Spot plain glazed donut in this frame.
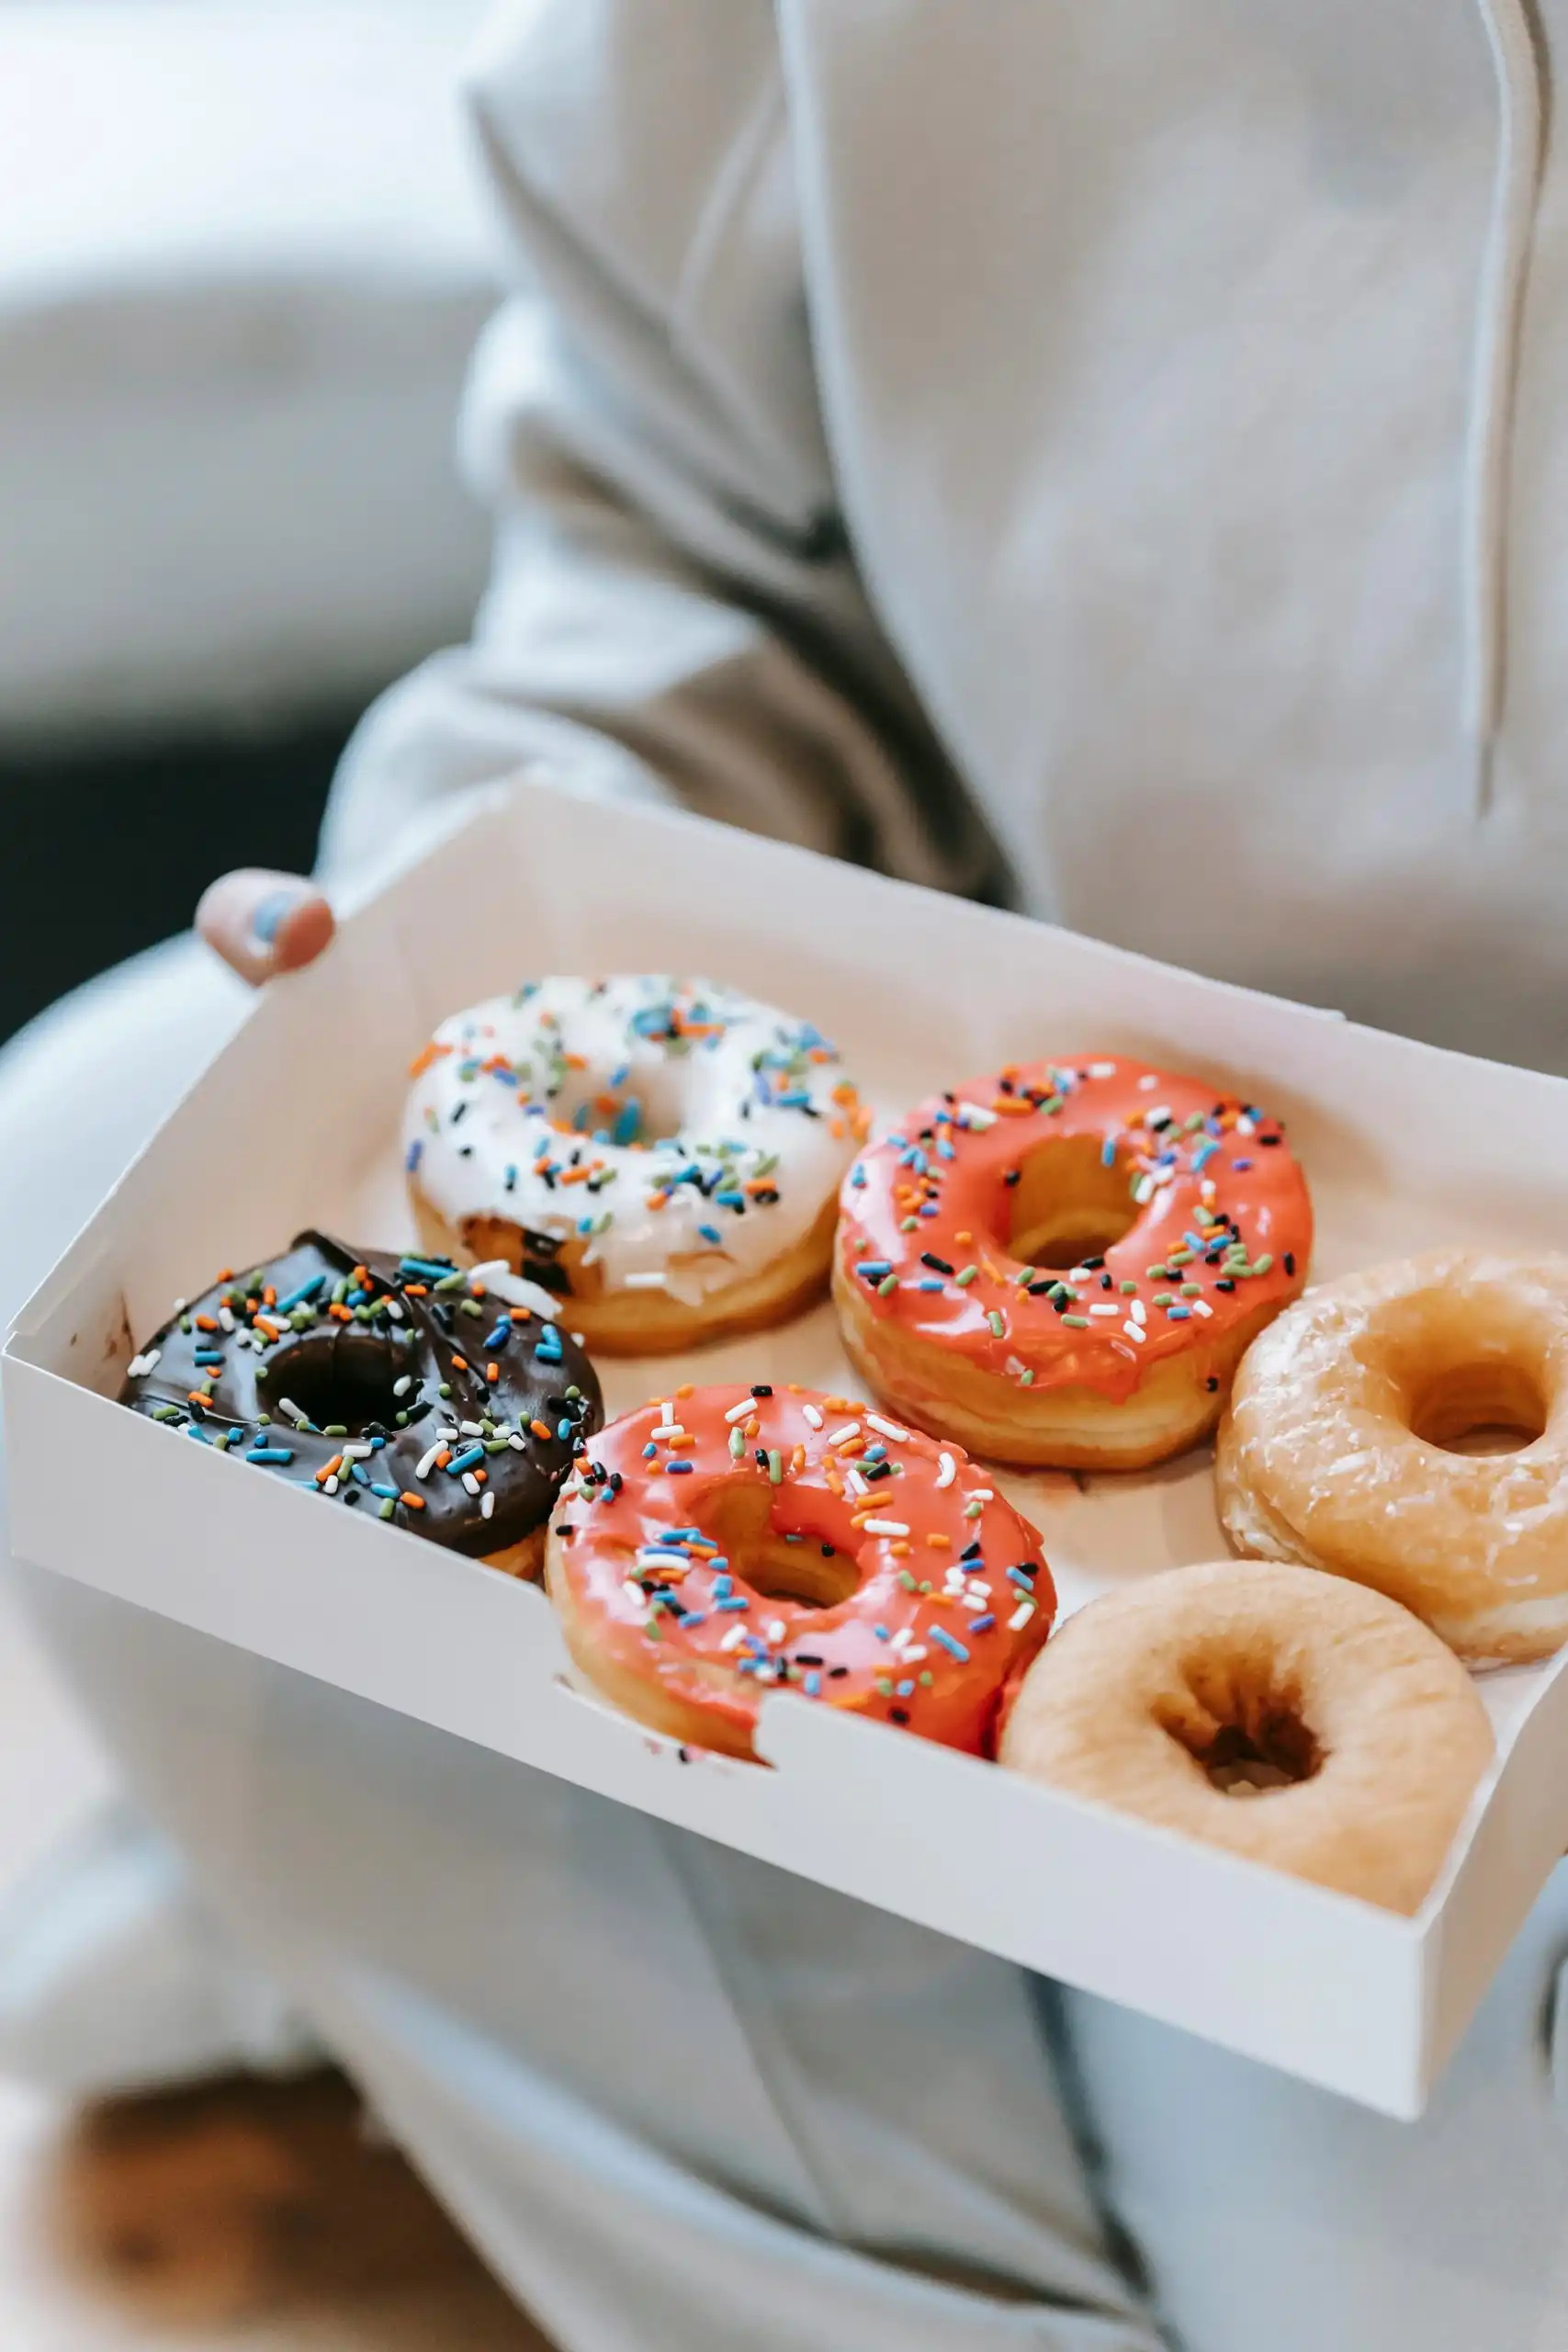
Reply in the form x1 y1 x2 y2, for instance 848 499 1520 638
1218 1248 1568 1664
118 1234 604 1578
405 977 867 1353
834 1057 1312 1468
999 1561 1493 1913
547 1383 1055 1758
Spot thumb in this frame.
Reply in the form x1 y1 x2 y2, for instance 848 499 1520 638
196 869 335 987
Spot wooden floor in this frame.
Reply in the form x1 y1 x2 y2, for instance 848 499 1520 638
0 2068 557 2350
0 1589 555 2350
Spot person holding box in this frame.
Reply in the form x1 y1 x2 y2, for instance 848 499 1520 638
6 4 1568 2346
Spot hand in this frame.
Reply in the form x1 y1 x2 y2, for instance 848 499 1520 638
196 869 335 987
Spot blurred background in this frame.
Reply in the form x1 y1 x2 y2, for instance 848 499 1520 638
0 0 500 1047
0 4 561 2341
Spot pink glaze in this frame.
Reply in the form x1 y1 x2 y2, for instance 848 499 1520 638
552 1384 1055 1754
838 1057 1312 1404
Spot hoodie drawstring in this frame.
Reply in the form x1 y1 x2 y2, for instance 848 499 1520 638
1466 0 1544 808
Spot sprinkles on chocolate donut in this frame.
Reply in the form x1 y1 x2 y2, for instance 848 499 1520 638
118 1231 604 1577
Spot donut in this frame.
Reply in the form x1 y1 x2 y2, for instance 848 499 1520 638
1217 1248 1568 1663
405 977 869 1354
546 1383 1056 1758
118 1232 604 1577
999 1560 1493 1913
833 1057 1312 1469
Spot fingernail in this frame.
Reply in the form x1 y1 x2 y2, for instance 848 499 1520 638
251 887 302 949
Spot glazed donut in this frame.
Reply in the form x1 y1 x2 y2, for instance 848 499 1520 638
833 1057 1312 1469
1218 1248 1568 1664
546 1383 1055 1758
405 977 868 1353
119 1232 604 1578
999 1560 1493 1913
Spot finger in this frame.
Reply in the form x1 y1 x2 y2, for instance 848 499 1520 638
196 870 335 987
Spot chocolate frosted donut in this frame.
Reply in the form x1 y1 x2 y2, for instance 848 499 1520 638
118 1232 604 1577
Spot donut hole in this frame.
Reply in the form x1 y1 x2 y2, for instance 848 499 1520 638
1406 1360 1548 1455
1005 1136 1139 1271
261 1333 401 1434
544 1064 691 1150
691 1481 861 1610
1200 1722 1316 1796
745 1540 860 1610
1156 1665 1322 1798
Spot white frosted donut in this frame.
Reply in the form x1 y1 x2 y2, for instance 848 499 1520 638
999 1560 1493 1914
1217 1249 1568 1663
405 977 868 1352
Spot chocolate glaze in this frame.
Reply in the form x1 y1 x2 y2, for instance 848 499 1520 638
118 1232 604 1558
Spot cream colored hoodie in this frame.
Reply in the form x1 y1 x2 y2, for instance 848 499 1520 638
324 0 1568 1069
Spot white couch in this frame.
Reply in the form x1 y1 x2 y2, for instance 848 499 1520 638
0 0 501 742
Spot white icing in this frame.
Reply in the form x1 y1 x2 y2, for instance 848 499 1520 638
405 977 863 1305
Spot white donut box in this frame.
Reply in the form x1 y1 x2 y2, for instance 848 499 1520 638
7 773 1568 2120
